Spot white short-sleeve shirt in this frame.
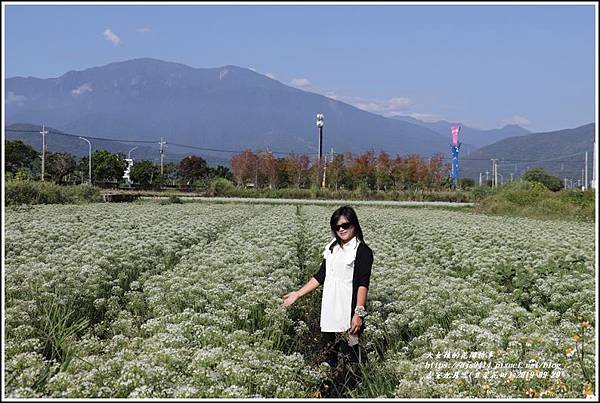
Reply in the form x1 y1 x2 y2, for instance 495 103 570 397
320 236 360 332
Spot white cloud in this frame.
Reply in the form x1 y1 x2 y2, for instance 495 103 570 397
6 91 27 106
137 27 151 33
71 83 93 96
323 92 414 117
502 115 531 126
398 112 440 122
265 72 276 79
388 97 412 109
290 78 312 89
288 74 439 120
103 29 121 46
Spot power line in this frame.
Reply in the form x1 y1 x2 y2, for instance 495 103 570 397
5 127 591 163
457 158 586 164
5 128 157 144
5 127 320 156
495 151 588 168
167 142 318 156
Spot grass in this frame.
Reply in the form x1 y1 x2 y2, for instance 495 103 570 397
474 181 595 222
5 180 102 205
105 186 477 203
6 178 593 223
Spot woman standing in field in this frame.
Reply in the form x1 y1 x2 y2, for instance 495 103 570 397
281 205 374 374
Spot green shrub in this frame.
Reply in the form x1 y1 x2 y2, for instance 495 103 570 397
203 186 477 202
62 185 102 203
521 168 562 191
208 178 236 197
355 182 371 198
475 181 594 222
498 181 548 206
14 168 34 181
5 180 101 205
471 186 494 201
458 178 475 189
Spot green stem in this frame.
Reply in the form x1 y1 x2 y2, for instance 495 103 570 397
578 330 590 383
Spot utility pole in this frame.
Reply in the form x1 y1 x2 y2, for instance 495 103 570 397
322 151 327 188
159 137 167 177
584 151 588 190
266 147 273 189
510 173 514 182
78 137 92 185
40 125 48 181
593 141 596 189
479 172 482 186
490 159 498 187
495 160 498 187
329 148 335 190
581 168 585 190
485 170 489 184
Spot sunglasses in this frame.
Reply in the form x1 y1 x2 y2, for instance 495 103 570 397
335 222 353 231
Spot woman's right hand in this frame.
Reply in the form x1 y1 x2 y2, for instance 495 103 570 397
281 291 300 308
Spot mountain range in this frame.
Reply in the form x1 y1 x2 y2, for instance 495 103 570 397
459 123 595 183
392 115 531 154
6 58 452 159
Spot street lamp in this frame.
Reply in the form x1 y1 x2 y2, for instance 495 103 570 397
40 125 48 181
128 146 138 159
79 137 92 185
123 147 138 187
316 113 324 187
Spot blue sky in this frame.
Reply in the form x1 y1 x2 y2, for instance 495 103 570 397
4 3 597 132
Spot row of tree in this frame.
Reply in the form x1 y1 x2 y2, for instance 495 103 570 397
230 149 453 191
5 140 232 188
6 140 570 192
6 140 457 191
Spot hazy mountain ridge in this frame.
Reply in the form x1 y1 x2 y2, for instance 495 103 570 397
6 58 450 157
459 123 595 182
393 115 531 152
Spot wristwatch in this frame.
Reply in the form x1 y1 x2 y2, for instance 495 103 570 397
354 305 367 318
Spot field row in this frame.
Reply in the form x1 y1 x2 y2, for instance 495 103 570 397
4 202 596 398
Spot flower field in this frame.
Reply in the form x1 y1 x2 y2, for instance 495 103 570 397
3 202 596 398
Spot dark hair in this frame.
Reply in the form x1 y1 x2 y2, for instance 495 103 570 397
329 205 365 251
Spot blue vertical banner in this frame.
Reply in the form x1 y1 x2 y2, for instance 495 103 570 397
450 125 462 185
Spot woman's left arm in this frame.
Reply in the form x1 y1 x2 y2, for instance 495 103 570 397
350 286 369 334
350 247 373 334
356 286 368 307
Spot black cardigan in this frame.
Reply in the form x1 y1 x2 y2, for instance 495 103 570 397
313 240 374 334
